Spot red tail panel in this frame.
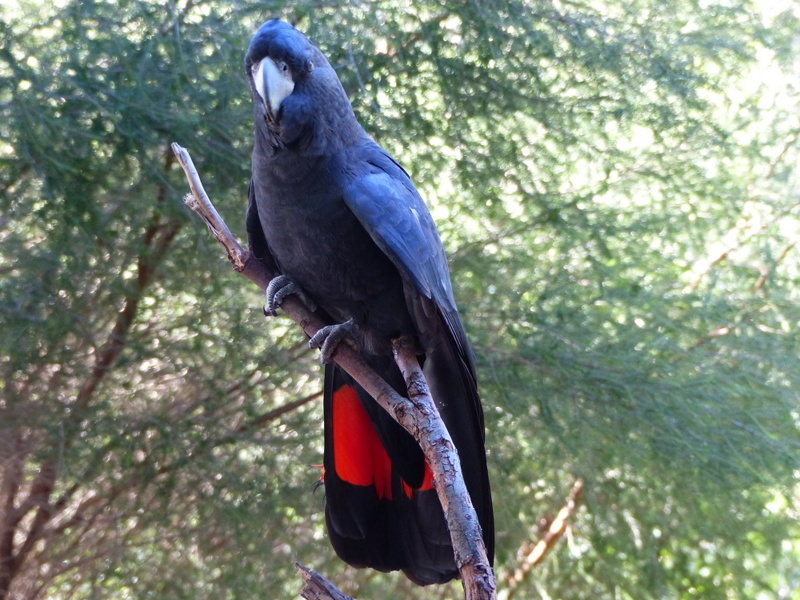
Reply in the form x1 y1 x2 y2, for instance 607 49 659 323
402 462 435 499
331 384 394 500
324 362 490 584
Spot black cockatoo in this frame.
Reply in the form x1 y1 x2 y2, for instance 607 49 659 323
244 19 493 585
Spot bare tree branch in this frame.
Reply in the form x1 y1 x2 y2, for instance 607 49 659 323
753 240 797 292
296 563 355 600
172 143 497 600
505 479 584 596
0 435 28 600
392 337 495 596
77 151 182 411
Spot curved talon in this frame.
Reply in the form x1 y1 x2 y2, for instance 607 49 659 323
264 275 294 316
309 318 360 363
264 275 317 316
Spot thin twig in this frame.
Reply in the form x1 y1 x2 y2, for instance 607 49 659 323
171 143 246 270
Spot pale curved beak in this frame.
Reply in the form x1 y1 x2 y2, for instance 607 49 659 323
253 57 295 120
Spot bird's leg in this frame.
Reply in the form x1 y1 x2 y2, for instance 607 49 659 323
264 274 317 317
308 318 361 363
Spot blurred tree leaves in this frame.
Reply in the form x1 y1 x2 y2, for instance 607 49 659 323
1 0 798 599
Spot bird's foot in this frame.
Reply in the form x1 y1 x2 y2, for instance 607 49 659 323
263 275 317 317
309 318 361 363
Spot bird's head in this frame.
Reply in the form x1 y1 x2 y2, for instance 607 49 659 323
245 20 359 153
245 20 317 125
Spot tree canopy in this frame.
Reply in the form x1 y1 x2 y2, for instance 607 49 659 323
1 1 798 599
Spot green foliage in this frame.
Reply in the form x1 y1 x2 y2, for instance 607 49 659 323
1 0 798 599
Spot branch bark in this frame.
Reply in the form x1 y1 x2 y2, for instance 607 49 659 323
392 338 495 596
296 563 354 600
172 143 496 600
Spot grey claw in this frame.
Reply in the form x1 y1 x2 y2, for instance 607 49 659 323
264 275 317 316
308 318 360 363
264 275 293 316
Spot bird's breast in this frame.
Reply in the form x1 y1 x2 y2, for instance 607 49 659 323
254 170 413 350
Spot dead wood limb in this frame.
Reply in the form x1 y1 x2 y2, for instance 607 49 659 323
392 338 495 598
296 563 355 600
506 479 583 595
172 143 497 600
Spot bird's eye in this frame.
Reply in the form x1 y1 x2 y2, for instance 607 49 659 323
279 61 289 74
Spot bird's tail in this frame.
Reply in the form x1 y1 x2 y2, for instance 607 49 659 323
322 342 493 585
